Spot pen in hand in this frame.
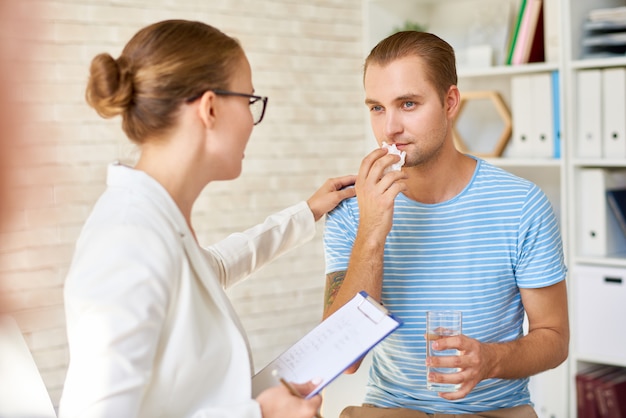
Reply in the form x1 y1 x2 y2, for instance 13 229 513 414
277 376 323 418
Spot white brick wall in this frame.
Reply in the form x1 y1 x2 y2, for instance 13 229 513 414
0 0 367 407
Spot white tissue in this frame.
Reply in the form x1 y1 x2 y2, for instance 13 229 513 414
381 141 406 173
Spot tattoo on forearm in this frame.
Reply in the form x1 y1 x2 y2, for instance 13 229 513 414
324 271 346 312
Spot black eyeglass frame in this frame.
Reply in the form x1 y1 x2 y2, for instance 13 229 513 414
186 89 268 125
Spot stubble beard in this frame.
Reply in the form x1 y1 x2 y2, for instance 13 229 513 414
402 136 447 169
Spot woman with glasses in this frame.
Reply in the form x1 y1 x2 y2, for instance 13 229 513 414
58 20 356 418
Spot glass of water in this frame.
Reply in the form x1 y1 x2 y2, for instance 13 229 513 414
426 310 462 392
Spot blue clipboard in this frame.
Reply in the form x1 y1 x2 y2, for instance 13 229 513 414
252 291 402 399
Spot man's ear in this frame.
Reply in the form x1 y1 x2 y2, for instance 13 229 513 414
197 91 217 128
445 85 461 119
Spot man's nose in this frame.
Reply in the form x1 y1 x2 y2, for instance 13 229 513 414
384 110 403 138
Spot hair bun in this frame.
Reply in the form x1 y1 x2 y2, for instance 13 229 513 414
85 53 134 118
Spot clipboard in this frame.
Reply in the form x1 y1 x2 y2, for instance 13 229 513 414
251 291 402 399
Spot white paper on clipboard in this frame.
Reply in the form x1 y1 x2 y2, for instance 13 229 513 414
251 291 402 399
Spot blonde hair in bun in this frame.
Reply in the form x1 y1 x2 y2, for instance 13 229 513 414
84 20 243 144
86 54 134 119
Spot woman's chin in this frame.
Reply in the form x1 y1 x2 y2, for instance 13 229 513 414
219 167 242 181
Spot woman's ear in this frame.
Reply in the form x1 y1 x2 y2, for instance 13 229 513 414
197 90 217 129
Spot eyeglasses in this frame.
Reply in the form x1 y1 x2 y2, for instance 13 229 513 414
186 89 268 125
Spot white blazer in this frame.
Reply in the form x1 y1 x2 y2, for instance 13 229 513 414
59 163 316 418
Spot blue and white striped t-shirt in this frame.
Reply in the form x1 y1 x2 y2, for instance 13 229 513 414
323 157 566 414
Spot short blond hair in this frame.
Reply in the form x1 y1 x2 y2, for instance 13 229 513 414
364 31 457 103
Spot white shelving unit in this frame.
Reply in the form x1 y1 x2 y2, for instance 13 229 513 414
363 0 626 416
564 0 626 417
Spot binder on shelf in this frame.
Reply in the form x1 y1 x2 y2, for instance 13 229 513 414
602 68 626 159
606 188 626 239
551 71 561 158
251 291 401 399
510 75 533 157
577 70 603 158
578 169 626 257
509 73 555 158
530 72 554 158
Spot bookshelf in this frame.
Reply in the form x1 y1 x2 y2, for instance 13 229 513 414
565 0 626 417
363 0 626 417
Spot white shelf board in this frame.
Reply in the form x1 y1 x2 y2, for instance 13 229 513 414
572 159 626 168
459 62 560 78
574 353 626 368
572 56 626 69
574 255 626 268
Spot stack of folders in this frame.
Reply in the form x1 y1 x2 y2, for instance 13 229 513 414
576 365 626 418
576 67 626 159
582 6 626 59
508 71 559 158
